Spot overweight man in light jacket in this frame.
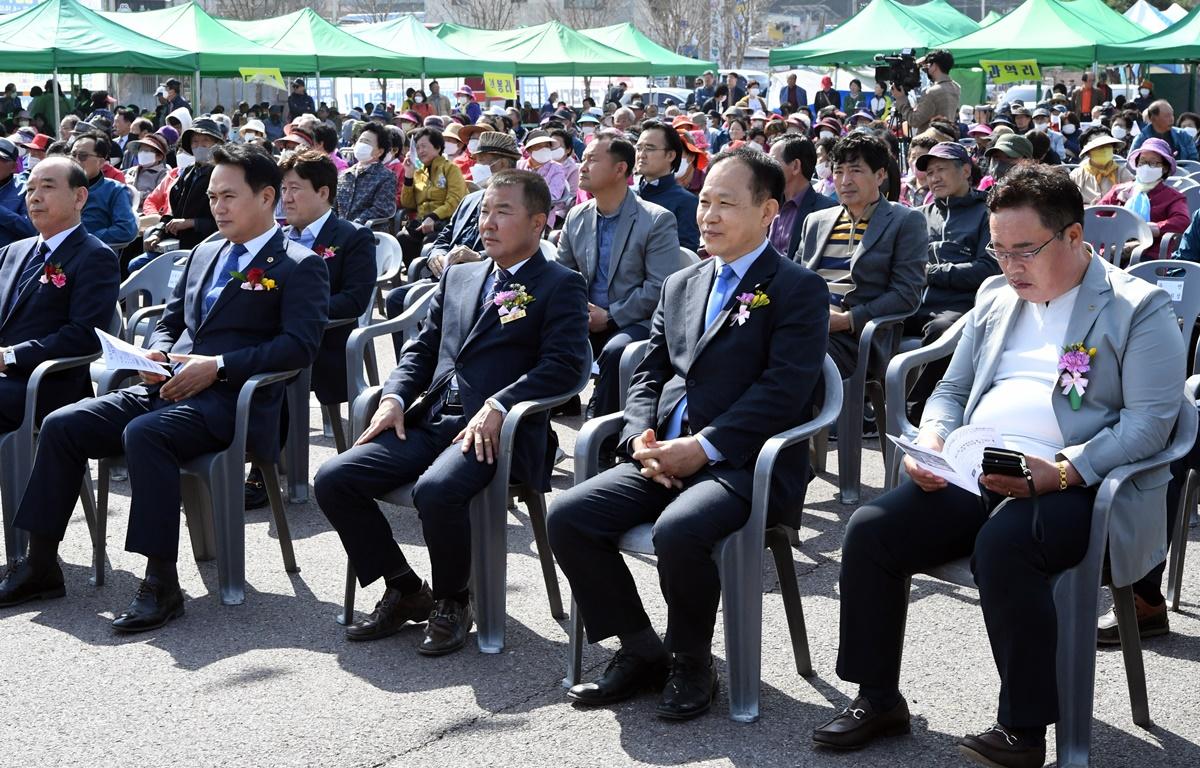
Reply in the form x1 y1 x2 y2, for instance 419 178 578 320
813 165 1185 768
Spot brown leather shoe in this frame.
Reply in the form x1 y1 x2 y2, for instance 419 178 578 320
418 598 473 656
1097 594 1168 645
812 696 910 750
345 581 434 642
958 723 1046 768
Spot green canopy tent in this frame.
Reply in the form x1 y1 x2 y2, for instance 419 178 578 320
768 0 978 68
940 0 1148 67
339 13 514 77
1062 0 1153 42
1098 6 1200 62
906 0 983 41
221 8 428 76
579 23 716 76
431 20 648 77
981 10 1004 26
0 0 196 125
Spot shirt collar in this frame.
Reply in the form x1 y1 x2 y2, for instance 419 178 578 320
713 238 770 281
236 224 280 259
302 209 333 243
784 186 811 208
497 256 531 277
39 224 81 256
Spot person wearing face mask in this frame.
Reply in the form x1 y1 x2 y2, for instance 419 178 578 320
734 80 768 113
1098 138 1188 261
1133 79 1155 112
549 127 580 204
1131 99 1199 161
408 89 433 120
1069 131 1131 205
1059 111 1081 159
977 132 1032 192
123 131 170 211
0 138 35 248
1028 108 1066 160
900 133 938 208
813 137 838 199
674 128 708 195
910 50 960 136
1177 112 1200 145
139 119 223 264
1109 115 1133 153
578 113 601 144
397 126 467 266
453 86 481 124
517 130 568 228
336 122 397 226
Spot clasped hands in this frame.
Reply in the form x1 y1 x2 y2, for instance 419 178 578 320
631 428 709 490
140 350 218 402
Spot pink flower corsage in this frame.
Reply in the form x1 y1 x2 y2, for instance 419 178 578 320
39 263 67 288
314 245 337 260
730 289 770 326
493 283 535 324
1058 343 1097 411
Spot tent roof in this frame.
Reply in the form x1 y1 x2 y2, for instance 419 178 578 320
97 2 316 76
579 23 716 75
1098 6 1200 63
340 14 514 76
768 0 978 67
1164 3 1188 21
0 0 195 74
1062 0 1153 40
1123 0 1173 32
941 0 1147 67
221 8 425 76
905 0 983 39
431 20 647 76
981 10 1004 26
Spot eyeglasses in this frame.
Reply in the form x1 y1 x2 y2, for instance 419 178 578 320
636 145 666 153
985 225 1067 263
69 151 96 161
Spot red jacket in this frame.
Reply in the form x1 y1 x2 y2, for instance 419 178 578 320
1098 181 1190 260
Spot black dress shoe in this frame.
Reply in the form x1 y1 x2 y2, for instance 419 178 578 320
345 581 434 642
418 598 473 656
567 649 669 705
244 467 269 511
957 724 1046 768
0 558 65 608
812 696 911 750
111 579 184 633
1097 594 1169 645
655 654 719 721
553 395 583 418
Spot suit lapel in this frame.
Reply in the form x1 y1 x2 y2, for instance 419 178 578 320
199 230 286 329
852 198 892 264
805 209 838 270
457 258 504 353
6 228 88 323
683 266 711 358
1060 255 1111 354
692 248 779 365
606 191 636 286
312 213 339 250
580 204 599 286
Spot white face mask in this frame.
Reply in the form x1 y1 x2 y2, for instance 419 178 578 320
815 161 831 179
1136 164 1163 184
1032 121 1048 133
551 146 567 161
819 130 835 140
581 126 595 137
1139 88 1151 97
176 152 195 170
467 138 480 153
675 155 690 178
444 141 460 157
471 162 492 183
531 148 555 164
458 96 469 106
1185 126 1199 139
1112 125 1128 140
353 141 376 163
749 87 759 96
414 95 424 103
137 150 158 166
1062 123 1077 135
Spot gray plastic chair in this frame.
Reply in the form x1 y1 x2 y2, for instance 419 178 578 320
680 247 700 264
372 231 404 316
1083 205 1154 265
1184 186 1200 216
1176 159 1200 175
1165 175 1200 193
337 336 593 654
1159 231 1183 259
562 355 844 723
1168 374 1200 613
1126 260 1200 334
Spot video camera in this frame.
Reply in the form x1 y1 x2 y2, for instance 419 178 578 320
874 49 922 92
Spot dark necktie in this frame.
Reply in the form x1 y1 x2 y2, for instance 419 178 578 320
481 266 513 312
5 241 49 320
202 243 249 321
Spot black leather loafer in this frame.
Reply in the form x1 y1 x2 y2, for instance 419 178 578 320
418 598 473 656
812 696 911 750
957 723 1046 768
346 582 434 641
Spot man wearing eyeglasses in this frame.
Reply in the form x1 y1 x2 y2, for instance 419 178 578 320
68 131 137 248
634 120 699 252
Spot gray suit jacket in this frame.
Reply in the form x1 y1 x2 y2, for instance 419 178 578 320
797 196 927 355
924 256 1186 586
556 188 687 330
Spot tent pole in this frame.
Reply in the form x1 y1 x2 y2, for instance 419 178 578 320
52 68 60 130
420 71 426 93
194 69 201 115
316 70 322 110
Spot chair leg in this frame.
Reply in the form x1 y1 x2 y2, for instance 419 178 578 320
285 390 309 504
469 491 506 654
523 488 565 620
97 457 111 531
208 462 247 606
810 428 828 474
717 537 763 723
1051 564 1101 768
563 595 585 688
838 377 864 505
258 462 298 574
338 560 357 626
1112 584 1152 728
79 474 104 587
322 404 348 454
181 474 216 562
767 527 812 677
1167 469 1196 612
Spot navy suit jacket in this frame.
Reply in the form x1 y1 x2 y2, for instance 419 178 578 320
290 214 376 404
0 226 119 414
620 245 828 527
383 249 589 492
144 229 329 458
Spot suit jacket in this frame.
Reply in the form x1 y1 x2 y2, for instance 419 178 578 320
428 188 484 261
556 188 687 330
779 84 808 109
144 229 329 458
0 226 119 414
292 214 376 405
798 197 927 362
784 187 839 262
924 257 1186 587
620 245 829 527
383 250 589 492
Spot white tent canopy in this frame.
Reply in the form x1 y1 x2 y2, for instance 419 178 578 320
1163 2 1188 22
1124 0 1173 32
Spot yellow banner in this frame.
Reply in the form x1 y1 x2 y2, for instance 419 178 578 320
239 67 286 90
980 60 1041 84
483 72 516 100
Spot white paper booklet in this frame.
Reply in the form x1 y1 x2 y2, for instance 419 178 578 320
94 328 173 377
887 426 1004 496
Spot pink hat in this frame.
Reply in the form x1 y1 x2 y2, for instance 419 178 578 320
967 123 993 137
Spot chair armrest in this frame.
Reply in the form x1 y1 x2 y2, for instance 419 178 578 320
124 303 167 345
883 314 967 440
325 317 358 331
22 354 102 434
230 369 303 458
349 386 383 440
853 309 917 390
408 256 430 284
573 413 626 483
495 345 593 474
345 286 436 409
365 217 392 233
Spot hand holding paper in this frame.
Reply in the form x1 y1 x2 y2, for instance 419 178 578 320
888 426 1003 496
95 328 172 378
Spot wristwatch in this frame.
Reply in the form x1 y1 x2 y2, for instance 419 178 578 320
2 347 15 367
215 355 227 382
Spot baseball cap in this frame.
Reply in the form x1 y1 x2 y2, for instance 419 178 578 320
985 133 1034 159
915 141 972 171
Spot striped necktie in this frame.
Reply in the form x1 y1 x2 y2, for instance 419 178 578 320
5 241 49 320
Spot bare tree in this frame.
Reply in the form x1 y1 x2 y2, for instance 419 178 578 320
340 0 411 22
446 0 519 29
215 0 316 20
541 0 609 30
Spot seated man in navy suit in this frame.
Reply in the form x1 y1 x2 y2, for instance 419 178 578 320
548 148 829 720
0 156 120 432
0 143 329 632
314 170 589 656
244 150 376 509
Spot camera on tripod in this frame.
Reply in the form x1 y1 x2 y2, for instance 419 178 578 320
874 49 922 92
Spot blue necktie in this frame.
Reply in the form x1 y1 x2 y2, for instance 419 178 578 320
202 243 248 321
664 264 737 440
5 241 49 321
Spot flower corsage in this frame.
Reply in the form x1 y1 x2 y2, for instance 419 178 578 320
1058 343 1096 411
233 267 277 291
39 263 67 288
731 289 770 326
494 283 534 325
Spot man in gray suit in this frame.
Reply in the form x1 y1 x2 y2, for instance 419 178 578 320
796 133 926 379
814 165 1186 768
558 131 686 417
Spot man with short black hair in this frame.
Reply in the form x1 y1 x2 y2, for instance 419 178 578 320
1 143 329 632
111 107 137 165
550 148 829 721
911 50 960 136
768 134 837 260
68 131 137 248
635 120 699 252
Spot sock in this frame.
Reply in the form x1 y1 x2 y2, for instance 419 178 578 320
383 568 422 596
144 557 178 586
26 535 59 568
858 685 902 712
450 588 470 607
618 625 666 662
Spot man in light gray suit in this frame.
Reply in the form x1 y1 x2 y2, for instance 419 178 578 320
795 133 927 379
558 131 687 417
814 165 1186 768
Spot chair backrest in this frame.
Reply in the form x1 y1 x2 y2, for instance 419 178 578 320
1126 259 1200 339
1083 205 1153 264
539 240 556 260
617 339 651 410
1185 186 1200 216
681 247 700 264
1165 175 1200 192
1177 159 1200 175
120 252 177 308
373 231 402 279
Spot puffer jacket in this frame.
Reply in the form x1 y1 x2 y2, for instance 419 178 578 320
920 189 997 314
